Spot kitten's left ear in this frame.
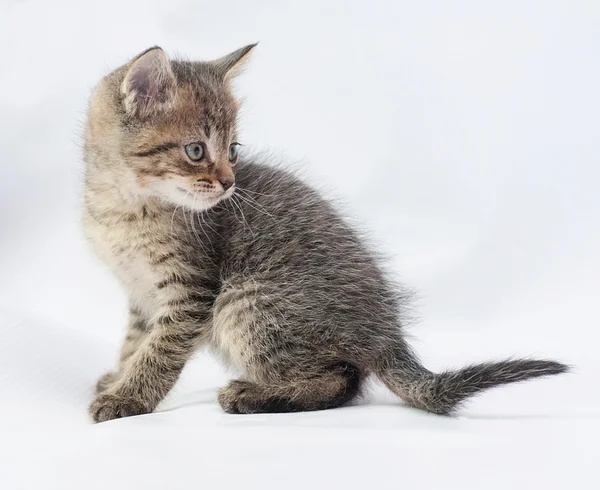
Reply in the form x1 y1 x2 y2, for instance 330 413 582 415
121 46 176 119
212 43 258 81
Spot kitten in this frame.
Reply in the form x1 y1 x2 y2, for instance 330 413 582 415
83 44 567 422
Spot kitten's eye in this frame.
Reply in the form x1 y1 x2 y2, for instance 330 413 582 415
228 143 240 164
185 143 204 161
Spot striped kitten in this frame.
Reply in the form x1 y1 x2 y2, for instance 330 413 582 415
83 45 567 422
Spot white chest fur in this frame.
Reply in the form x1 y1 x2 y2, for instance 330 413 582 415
83 206 171 318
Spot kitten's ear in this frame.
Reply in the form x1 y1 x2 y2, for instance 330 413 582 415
212 43 258 81
121 47 176 119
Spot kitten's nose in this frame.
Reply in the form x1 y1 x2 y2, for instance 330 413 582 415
219 177 235 191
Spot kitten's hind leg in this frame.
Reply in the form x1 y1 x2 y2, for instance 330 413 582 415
218 362 361 414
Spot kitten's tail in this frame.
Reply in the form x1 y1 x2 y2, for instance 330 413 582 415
375 344 569 415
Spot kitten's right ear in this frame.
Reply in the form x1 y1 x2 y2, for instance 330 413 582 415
121 47 176 119
212 43 258 81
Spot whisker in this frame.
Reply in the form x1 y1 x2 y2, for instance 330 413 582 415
226 198 244 228
190 192 214 253
188 193 202 242
231 194 255 238
199 210 223 243
170 201 183 236
235 186 276 198
234 190 279 225
174 188 195 238
204 207 226 240
236 188 275 212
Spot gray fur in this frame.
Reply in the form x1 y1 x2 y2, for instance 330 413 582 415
83 46 568 422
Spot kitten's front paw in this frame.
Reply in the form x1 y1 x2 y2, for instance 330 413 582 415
89 392 151 423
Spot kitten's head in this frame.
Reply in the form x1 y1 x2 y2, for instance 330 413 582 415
88 44 256 211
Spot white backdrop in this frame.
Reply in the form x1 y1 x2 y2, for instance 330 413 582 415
0 1 598 489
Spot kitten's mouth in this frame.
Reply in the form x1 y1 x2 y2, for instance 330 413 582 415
177 185 234 199
175 186 232 208
176 186 216 198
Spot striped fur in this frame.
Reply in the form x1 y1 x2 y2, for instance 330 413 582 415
83 46 568 422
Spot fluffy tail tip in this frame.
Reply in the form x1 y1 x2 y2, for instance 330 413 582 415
431 358 571 414
380 358 570 416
